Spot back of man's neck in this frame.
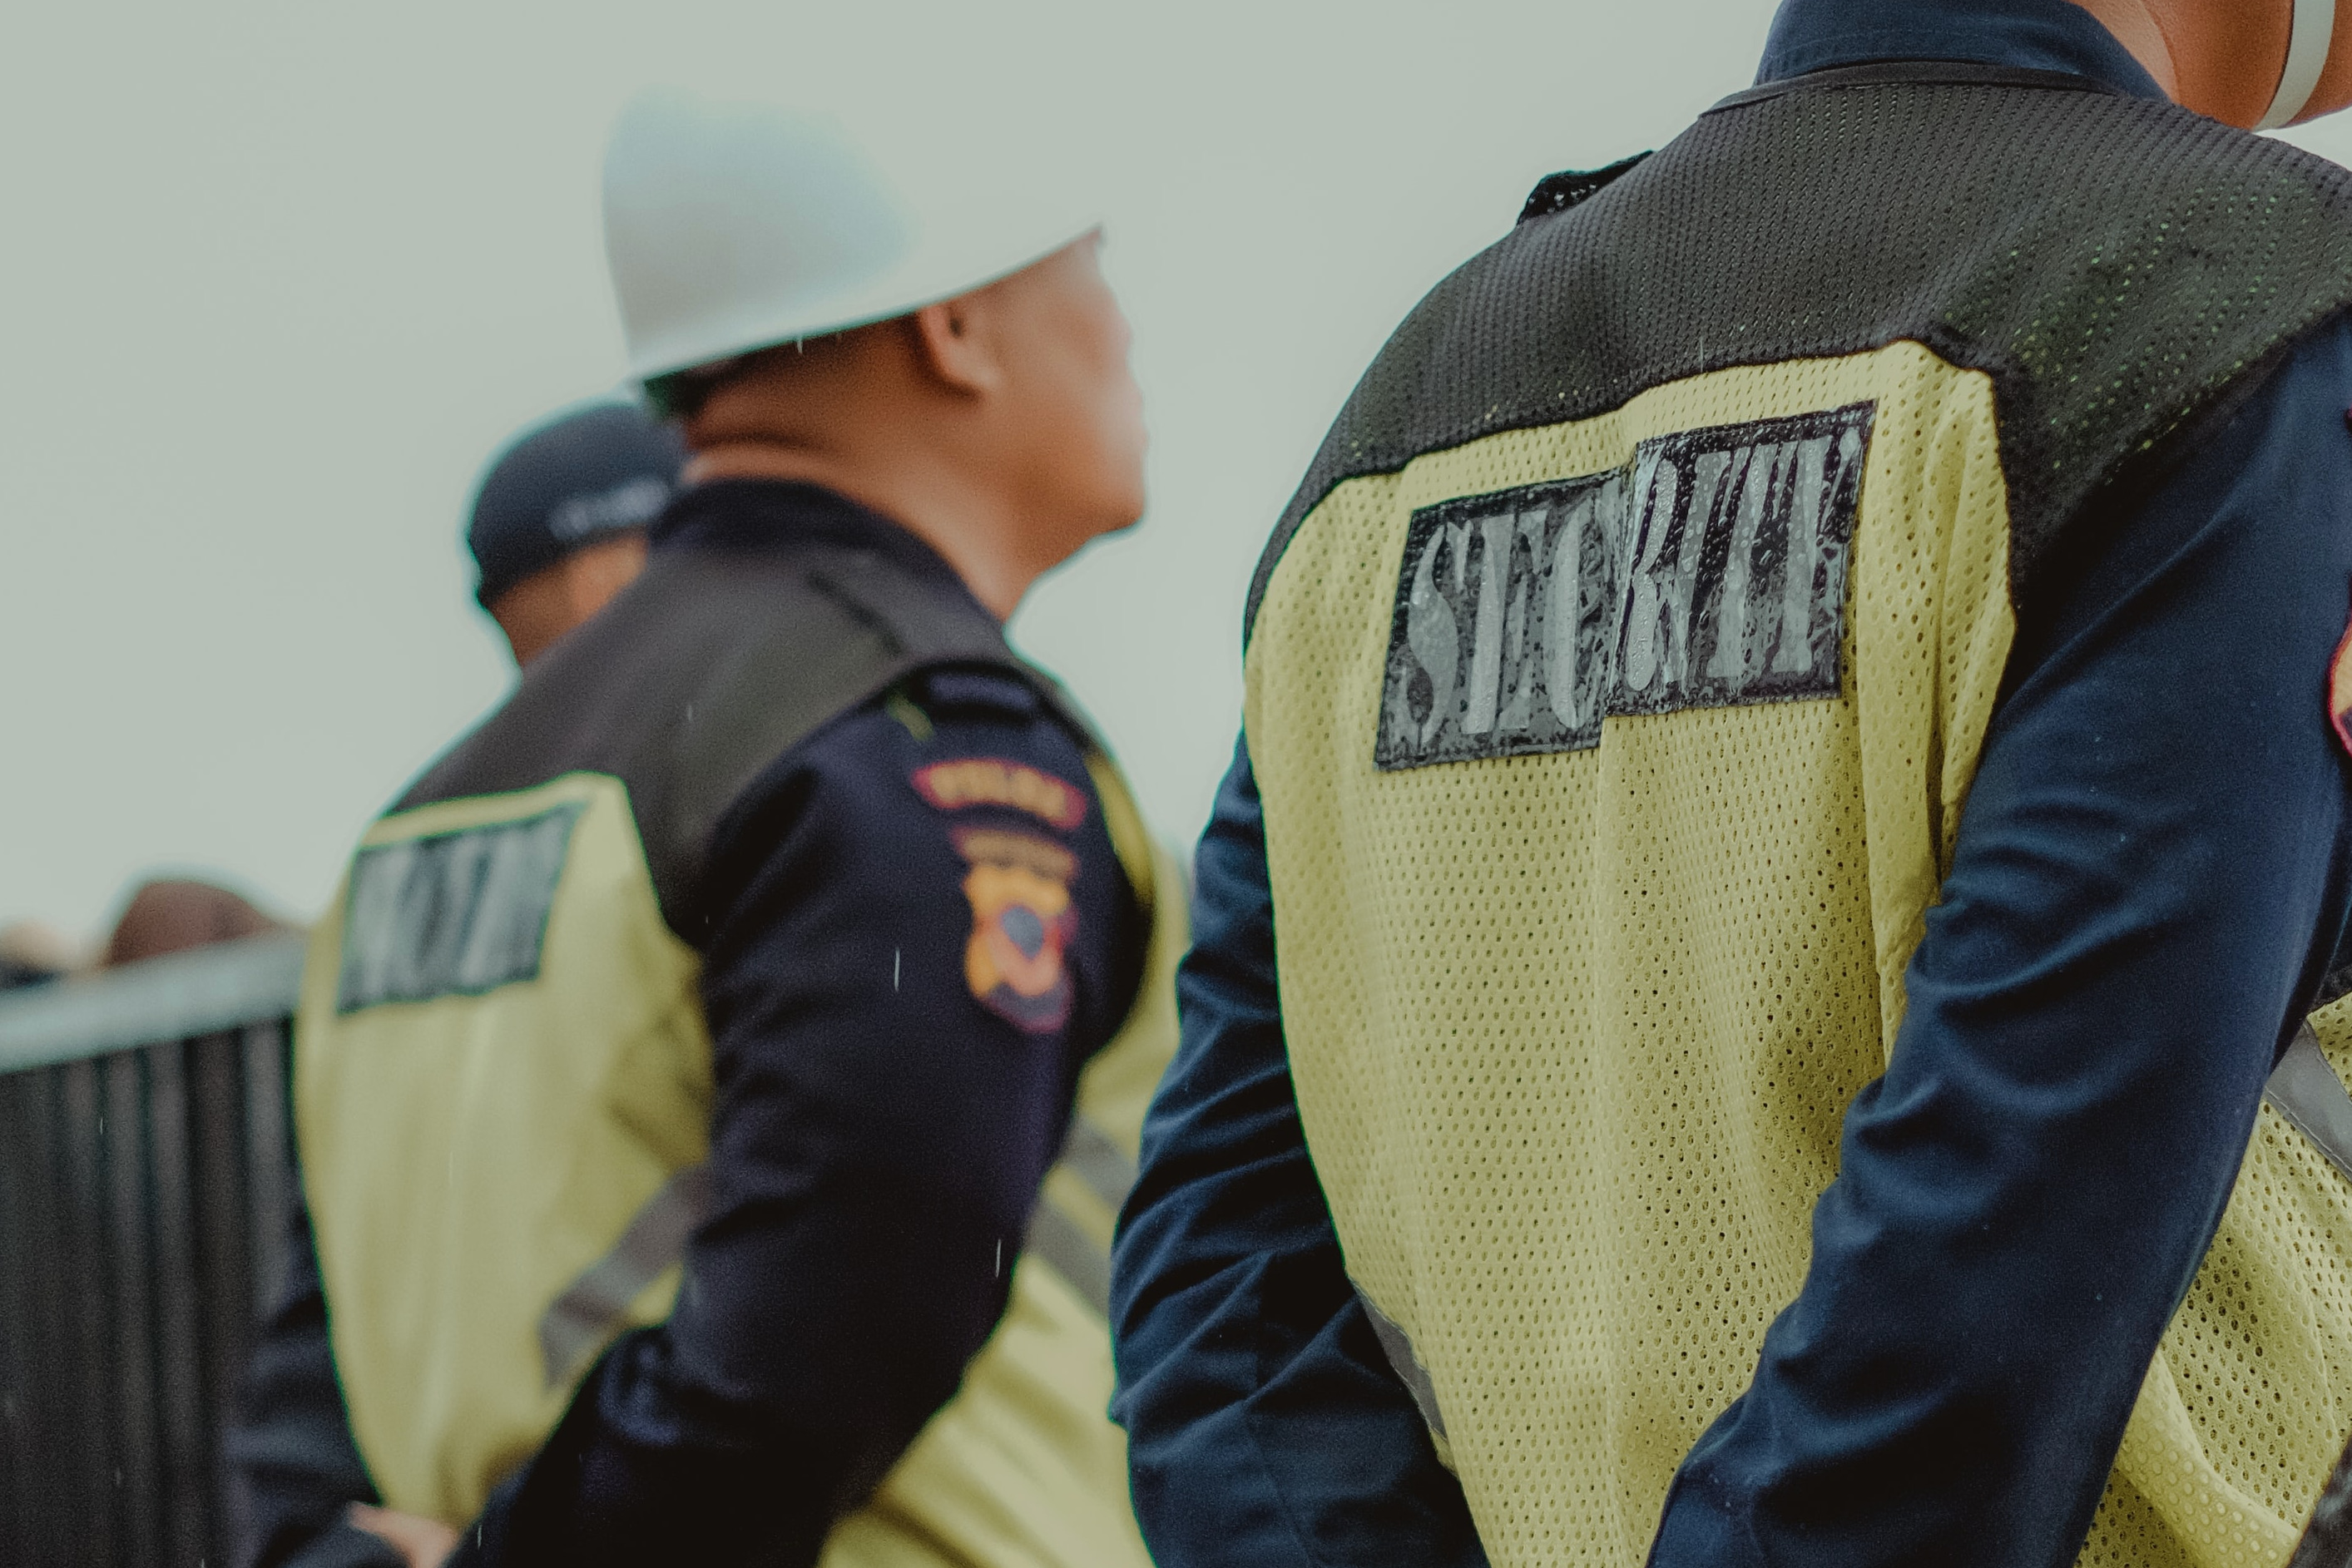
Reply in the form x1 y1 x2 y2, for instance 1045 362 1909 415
2068 0 2181 95
684 443 1031 620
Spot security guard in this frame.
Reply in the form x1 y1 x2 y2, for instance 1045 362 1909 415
232 93 1179 1568
1112 2 2352 1566
465 401 685 669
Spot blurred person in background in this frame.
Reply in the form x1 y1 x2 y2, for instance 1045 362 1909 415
101 878 285 966
3 413 667 1004
0 922 76 991
467 402 686 669
1110 0 2352 1566
232 90 1180 1568
1 880 285 988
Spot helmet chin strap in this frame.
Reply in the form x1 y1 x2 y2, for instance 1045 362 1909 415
2259 0 2335 129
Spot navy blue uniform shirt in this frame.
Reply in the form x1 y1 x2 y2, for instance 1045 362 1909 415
1107 4 2352 1566
230 482 1147 1568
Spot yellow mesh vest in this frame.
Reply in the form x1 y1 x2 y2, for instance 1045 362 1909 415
301 774 707 1515
1245 345 2352 1567
299 759 1177 1568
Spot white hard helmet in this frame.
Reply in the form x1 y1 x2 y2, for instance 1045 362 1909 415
602 90 1102 391
2260 0 2336 129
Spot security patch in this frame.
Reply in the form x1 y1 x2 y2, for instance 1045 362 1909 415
337 802 584 1013
911 758 1087 829
950 826 1077 1034
1377 403 1874 771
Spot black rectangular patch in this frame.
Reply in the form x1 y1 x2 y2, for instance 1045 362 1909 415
1376 472 1625 767
1376 403 1873 771
336 802 585 1013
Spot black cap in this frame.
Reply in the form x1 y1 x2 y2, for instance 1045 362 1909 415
466 402 687 607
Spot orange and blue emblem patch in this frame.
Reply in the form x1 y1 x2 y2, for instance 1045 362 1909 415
950 826 1077 1032
911 752 1091 1035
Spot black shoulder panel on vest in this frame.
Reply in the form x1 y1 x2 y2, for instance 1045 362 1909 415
1245 64 2352 643
1518 155 1651 226
399 539 1045 937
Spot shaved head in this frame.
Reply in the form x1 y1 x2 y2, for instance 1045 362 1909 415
681 235 1146 619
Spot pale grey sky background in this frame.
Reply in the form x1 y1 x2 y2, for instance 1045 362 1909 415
7 2 2352 945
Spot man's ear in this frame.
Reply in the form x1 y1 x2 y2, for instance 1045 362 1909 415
909 293 1007 397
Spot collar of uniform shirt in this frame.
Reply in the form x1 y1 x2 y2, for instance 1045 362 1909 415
651 476 997 620
1757 0 2167 97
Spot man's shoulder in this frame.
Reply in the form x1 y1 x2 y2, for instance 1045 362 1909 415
1251 75 2352 636
700 665 1146 1024
396 547 877 807
395 541 1033 932
791 665 1108 843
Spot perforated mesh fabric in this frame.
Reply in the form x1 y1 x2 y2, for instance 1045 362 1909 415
1254 332 2352 1563
1249 347 2017 1566
1241 57 2352 1568
1247 62 2352 641
2075 1007 2352 1568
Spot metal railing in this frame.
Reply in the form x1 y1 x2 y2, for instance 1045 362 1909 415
0 933 306 1568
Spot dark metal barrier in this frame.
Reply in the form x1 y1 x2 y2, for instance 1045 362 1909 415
0 934 305 1568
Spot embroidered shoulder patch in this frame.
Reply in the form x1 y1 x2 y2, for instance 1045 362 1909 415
1377 403 1874 771
951 826 1077 1033
911 758 1087 830
2331 595 2352 757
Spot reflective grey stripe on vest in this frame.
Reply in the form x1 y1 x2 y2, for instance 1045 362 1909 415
537 1116 1137 1383
2293 1430 2352 1568
1059 1115 1137 1213
1356 1288 1448 1442
2285 1021 2352 1565
1027 1202 1114 1318
2269 1024 2352 1185
539 1164 714 1390
1023 1115 1138 1318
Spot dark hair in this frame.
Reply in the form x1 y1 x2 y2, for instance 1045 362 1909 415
643 332 856 420
642 364 730 421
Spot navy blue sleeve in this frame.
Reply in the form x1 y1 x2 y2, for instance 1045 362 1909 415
1650 327 2352 1564
1108 735 1490 1568
450 669 1146 1568
226 1200 404 1568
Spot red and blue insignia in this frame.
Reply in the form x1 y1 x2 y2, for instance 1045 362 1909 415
952 827 1079 1034
2335 595 2352 757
